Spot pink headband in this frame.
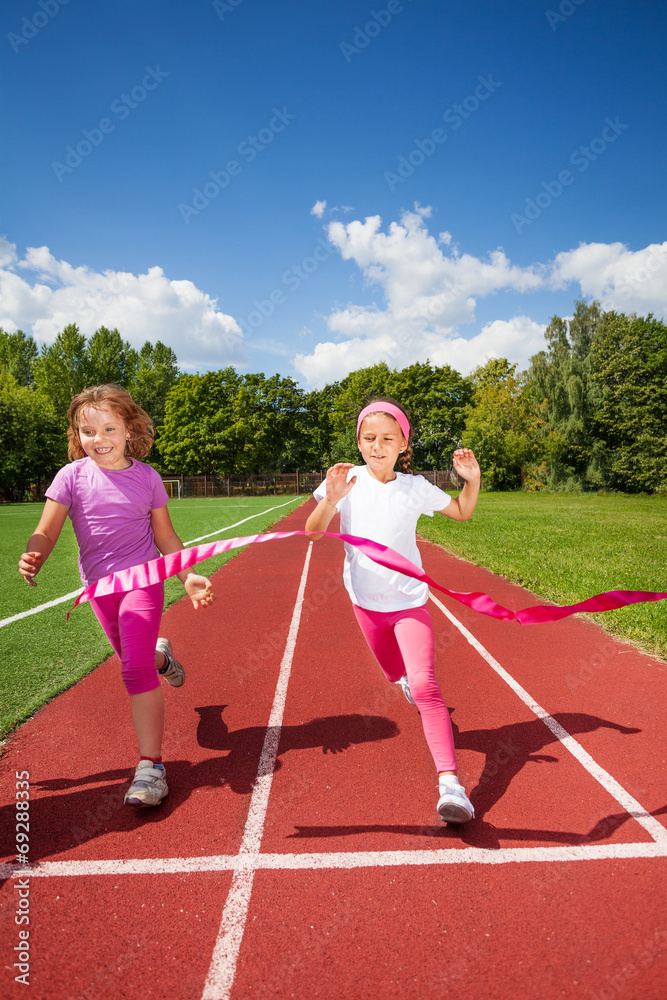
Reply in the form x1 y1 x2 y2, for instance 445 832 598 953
357 403 410 442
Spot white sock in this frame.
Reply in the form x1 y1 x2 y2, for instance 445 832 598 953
439 774 462 789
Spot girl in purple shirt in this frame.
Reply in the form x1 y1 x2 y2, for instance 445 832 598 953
19 384 215 808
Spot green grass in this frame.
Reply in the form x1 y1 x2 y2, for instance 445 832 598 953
418 492 667 660
0 496 305 741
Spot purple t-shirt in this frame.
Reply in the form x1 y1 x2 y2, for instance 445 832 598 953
46 458 170 585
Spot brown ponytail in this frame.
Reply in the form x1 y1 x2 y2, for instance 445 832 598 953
397 444 413 474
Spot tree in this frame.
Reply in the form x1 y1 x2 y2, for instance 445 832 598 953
590 311 667 492
85 326 137 388
526 300 601 486
157 369 243 474
0 328 38 386
463 359 542 489
32 323 88 420
158 370 323 475
229 373 310 473
301 383 336 470
0 372 64 499
127 340 179 428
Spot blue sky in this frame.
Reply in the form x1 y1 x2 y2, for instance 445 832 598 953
1 0 665 387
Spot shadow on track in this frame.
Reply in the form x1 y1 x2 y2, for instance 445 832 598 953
284 712 654 849
0 712 398 866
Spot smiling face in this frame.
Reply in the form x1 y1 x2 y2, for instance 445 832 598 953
78 406 131 470
357 412 407 482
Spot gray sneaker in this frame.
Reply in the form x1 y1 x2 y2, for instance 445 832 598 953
124 760 168 807
156 637 185 687
437 777 475 824
395 674 416 706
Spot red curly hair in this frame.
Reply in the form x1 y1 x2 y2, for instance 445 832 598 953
67 384 154 461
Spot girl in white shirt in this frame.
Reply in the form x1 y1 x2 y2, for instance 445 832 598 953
306 398 481 824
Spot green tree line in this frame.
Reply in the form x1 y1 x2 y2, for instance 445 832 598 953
464 301 666 493
1 300 665 498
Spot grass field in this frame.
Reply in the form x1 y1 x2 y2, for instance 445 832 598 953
0 496 304 741
418 492 667 660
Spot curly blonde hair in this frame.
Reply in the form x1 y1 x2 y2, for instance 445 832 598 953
67 384 154 461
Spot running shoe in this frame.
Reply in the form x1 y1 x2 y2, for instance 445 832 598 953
124 760 168 807
437 776 475 824
156 637 185 687
395 674 416 706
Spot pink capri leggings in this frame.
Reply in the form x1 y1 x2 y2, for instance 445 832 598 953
90 582 164 696
353 603 457 773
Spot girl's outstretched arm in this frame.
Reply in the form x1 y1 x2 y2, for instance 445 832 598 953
440 448 481 522
305 462 357 540
18 499 70 585
150 506 215 609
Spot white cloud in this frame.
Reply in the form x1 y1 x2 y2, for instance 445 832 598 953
294 207 546 385
0 236 17 268
292 207 667 387
294 316 545 386
549 241 667 315
326 208 543 335
310 200 354 219
0 245 245 369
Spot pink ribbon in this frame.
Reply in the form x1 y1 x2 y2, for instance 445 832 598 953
68 530 667 625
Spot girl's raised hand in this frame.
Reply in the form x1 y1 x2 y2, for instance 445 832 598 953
452 448 481 483
183 574 215 610
326 462 357 504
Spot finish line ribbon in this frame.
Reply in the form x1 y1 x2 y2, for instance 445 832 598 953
68 530 667 625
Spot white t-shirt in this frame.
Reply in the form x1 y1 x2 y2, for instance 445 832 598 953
313 465 451 612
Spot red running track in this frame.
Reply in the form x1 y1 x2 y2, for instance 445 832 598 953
1 500 666 999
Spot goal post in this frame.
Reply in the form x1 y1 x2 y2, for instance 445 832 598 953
162 478 182 500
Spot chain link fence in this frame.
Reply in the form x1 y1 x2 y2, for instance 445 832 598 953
3 469 463 503
160 469 462 498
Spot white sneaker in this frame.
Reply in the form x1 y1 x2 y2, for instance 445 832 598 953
437 776 474 824
395 674 416 706
156 637 185 687
124 760 168 807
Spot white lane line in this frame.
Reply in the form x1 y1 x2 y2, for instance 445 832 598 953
184 497 302 544
4 840 666 881
0 498 303 629
201 541 313 1000
0 589 84 628
429 592 667 845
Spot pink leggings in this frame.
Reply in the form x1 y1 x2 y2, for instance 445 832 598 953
90 582 165 696
353 603 457 773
